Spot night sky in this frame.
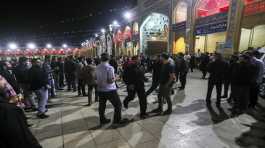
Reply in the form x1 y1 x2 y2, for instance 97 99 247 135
0 0 137 48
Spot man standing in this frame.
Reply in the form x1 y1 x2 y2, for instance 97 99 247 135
249 50 264 108
43 56 56 98
206 53 227 106
28 59 49 119
176 53 189 90
76 57 86 96
57 57 65 89
199 52 210 79
14 57 36 110
64 56 77 91
96 53 126 125
152 53 175 115
123 56 148 119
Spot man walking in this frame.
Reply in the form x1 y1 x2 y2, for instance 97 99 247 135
145 55 162 97
28 59 49 119
123 56 148 119
96 53 126 125
205 53 227 106
152 53 175 115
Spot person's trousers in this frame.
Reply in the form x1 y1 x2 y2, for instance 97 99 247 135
53 73 59 90
145 82 159 96
59 73 64 88
179 73 187 89
223 81 230 97
158 84 172 111
202 70 207 79
48 79 56 97
66 74 76 91
78 79 86 95
124 85 147 115
98 90 122 123
233 85 250 111
35 87 49 114
20 83 36 109
87 85 99 104
249 83 259 108
206 81 222 103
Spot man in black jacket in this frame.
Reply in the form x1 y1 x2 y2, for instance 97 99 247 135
145 55 162 96
175 53 189 90
206 53 227 106
200 52 210 79
28 59 49 119
14 57 37 110
64 56 77 91
123 56 148 119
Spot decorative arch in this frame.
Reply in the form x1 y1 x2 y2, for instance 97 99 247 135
174 0 188 23
140 13 169 52
195 0 230 18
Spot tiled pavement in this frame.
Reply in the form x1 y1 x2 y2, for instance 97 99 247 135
28 71 265 148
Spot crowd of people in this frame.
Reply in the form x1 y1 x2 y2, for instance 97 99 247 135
0 47 264 147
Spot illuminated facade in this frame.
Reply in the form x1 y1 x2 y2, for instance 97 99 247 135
135 0 265 55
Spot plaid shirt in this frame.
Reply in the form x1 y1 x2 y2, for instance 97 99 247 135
0 75 17 100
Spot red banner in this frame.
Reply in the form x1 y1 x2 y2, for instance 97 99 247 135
244 0 265 16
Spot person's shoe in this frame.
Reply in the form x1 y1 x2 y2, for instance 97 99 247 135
100 119 111 125
206 99 211 105
216 102 221 107
37 113 49 119
152 100 159 104
221 95 228 98
178 87 185 90
163 110 172 115
140 113 149 119
112 119 130 128
171 90 175 95
123 100 129 109
151 108 162 114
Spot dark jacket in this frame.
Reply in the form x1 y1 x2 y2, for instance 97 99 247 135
123 62 145 87
64 59 76 75
28 65 49 91
207 59 228 83
231 61 256 86
175 57 188 74
151 60 162 83
13 63 30 84
199 54 210 71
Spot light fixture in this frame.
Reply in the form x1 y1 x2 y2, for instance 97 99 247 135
46 43 52 49
124 11 133 20
27 43 36 49
8 43 18 50
62 44 68 48
113 20 119 26
101 28 106 34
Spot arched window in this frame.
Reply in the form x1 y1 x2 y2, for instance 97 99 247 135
196 0 230 18
174 1 188 23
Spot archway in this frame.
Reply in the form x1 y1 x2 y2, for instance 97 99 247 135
194 0 230 53
173 0 188 54
140 13 169 55
239 0 265 52
174 0 188 24
173 37 185 54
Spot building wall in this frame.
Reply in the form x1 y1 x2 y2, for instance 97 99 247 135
135 0 264 55
252 25 265 48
